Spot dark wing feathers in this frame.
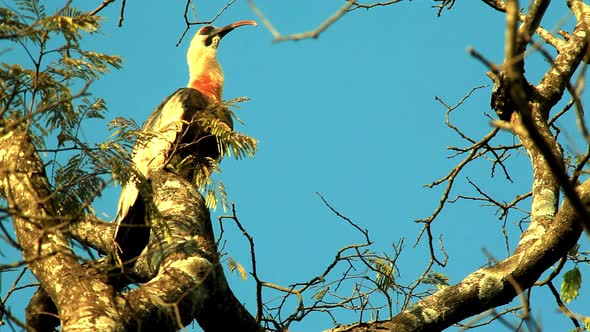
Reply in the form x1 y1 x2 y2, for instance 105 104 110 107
113 88 232 264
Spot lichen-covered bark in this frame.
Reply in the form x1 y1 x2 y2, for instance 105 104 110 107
0 127 124 331
328 1 589 331
328 177 585 332
1 126 261 331
67 214 117 255
119 170 261 331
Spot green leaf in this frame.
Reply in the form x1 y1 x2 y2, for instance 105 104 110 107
313 286 329 301
370 258 395 292
422 271 450 289
561 267 582 303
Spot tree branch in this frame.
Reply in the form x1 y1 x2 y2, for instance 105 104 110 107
120 169 262 331
328 178 586 332
248 0 356 42
67 214 115 255
0 127 123 330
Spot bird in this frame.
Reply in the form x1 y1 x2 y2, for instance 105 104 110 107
112 20 257 265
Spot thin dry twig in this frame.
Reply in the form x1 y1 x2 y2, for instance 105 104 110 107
89 0 115 16
316 192 370 243
218 203 263 322
433 0 456 16
348 1 403 11
118 0 126 27
248 0 355 42
547 281 582 330
176 0 239 46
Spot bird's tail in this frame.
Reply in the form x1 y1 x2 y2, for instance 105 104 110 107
113 183 139 238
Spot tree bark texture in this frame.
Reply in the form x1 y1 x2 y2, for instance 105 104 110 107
0 125 260 331
328 0 590 331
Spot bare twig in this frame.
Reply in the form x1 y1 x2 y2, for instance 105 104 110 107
89 0 115 16
218 203 263 322
535 255 567 286
468 48 501 74
316 192 370 243
547 281 582 330
480 0 563 49
176 0 239 46
248 0 355 42
433 0 456 16
118 0 126 27
348 1 403 11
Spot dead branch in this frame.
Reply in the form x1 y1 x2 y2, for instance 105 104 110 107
176 0 239 46
248 0 355 43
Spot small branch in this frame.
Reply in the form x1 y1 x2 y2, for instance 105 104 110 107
176 0 239 46
468 48 500 75
218 204 263 322
572 145 590 183
433 0 456 16
534 255 566 286
459 306 524 330
248 0 356 42
481 0 507 12
1 267 28 323
118 0 126 27
481 0 563 49
89 0 115 16
348 1 403 11
546 281 582 330
505 0 525 78
517 0 551 54
316 192 370 243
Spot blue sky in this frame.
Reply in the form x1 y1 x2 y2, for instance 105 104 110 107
2 0 589 331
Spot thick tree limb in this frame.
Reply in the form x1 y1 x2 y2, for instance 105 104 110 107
487 0 590 235
328 178 585 332
0 127 124 331
328 1 590 331
511 0 590 236
123 169 262 331
67 214 116 255
537 1 590 109
1 125 261 331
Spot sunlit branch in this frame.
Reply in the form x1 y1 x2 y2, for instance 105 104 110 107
89 0 115 16
176 0 239 46
248 0 355 43
348 0 403 11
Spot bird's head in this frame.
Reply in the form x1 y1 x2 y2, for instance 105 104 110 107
187 20 257 102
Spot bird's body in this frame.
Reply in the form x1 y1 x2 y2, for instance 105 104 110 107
113 20 256 264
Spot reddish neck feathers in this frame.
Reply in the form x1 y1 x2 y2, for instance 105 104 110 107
189 75 222 102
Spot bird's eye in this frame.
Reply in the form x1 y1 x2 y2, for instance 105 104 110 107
199 26 214 35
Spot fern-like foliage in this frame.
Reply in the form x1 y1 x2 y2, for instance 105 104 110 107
226 257 248 281
107 96 258 212
421 271 450 290
193 98 258 211
370 257 396 292
0 1 123 217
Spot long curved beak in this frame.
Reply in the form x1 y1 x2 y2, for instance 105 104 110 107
210 20 258 40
